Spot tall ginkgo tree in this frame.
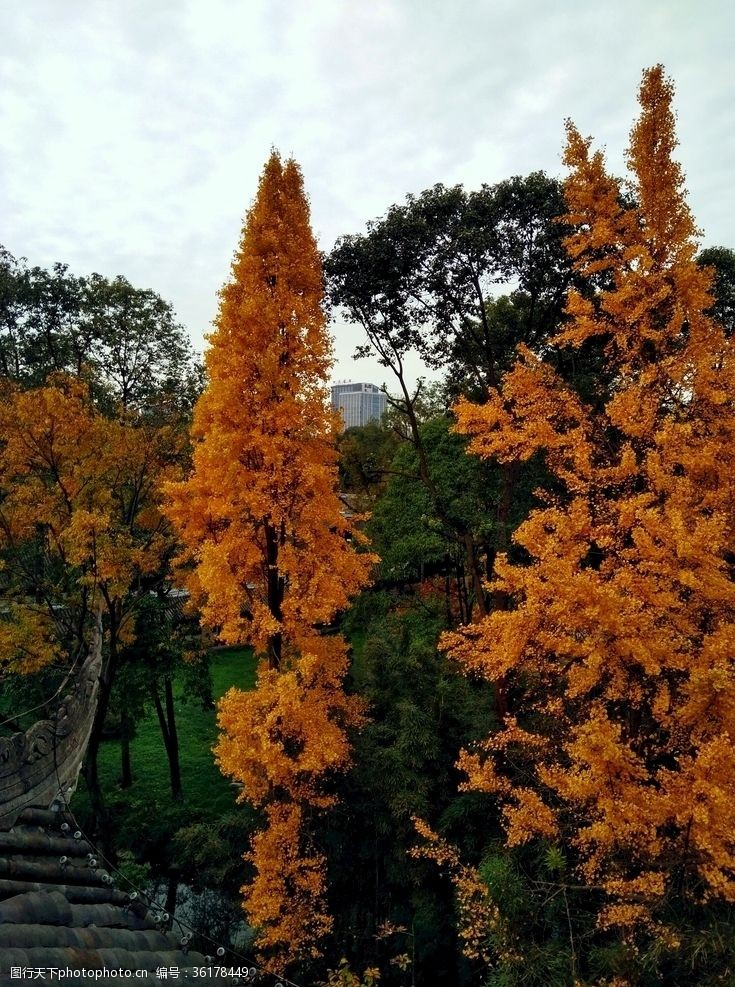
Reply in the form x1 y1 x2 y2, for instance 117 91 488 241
438 66 735 975
165 153 374 966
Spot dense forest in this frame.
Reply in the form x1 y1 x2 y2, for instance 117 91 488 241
2 66 735 986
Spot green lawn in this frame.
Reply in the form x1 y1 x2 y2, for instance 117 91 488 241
78 647 258 826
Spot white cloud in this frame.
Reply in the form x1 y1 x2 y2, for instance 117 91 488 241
1 0 733 386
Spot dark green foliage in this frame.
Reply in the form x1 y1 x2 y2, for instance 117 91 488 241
366 415 545 627
0 244 201 412
636 903 735 986
479 845 581 987
116 594 211 712
368 416 496 585
697 245 735 337
337 422 400 503
326 172 575 395
0 662 68 735
172 812 255 893
171 813 257 951
321 592 497 985
466 842 735 987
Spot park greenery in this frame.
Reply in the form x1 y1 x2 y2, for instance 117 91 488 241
2 66 735 986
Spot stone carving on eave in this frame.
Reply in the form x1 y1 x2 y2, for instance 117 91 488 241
0 612 103 829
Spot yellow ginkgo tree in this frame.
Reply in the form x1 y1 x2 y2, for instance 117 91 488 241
165 152 375 966
438 65 735 967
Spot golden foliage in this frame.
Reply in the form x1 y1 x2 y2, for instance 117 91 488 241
165 153 375 653
0 605 62 674
411 819 499 963
216 635 366 808
444 65 735 946
164 153 375 965
242 802 333 961
320 958 381 987
0 375 180 671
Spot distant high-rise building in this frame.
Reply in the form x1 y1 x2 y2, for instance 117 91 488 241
331 382 387 430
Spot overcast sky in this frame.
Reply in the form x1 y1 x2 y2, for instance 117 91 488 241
1 1 733 387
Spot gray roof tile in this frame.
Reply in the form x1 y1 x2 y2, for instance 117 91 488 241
0 811 233 984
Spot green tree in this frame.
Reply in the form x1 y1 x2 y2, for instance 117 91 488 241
82 273 202 412
110 592 211 798
367 417 496 622
322 591 496 986
337 422 400 506
326 173 573 397
327 178 576 693
0 245 201 412
697 245 735 337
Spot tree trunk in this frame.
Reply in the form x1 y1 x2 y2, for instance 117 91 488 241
264 521 285 669
381 349 491 633
463 532 488 620
151 679 183 800
455 562 468 626
164 677 182 799
444 565 453 625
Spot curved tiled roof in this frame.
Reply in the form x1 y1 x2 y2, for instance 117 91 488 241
0 809 234 986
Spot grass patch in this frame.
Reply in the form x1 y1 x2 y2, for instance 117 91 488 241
77 647 257 828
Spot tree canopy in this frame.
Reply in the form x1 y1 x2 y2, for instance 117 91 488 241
0 248 201 412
